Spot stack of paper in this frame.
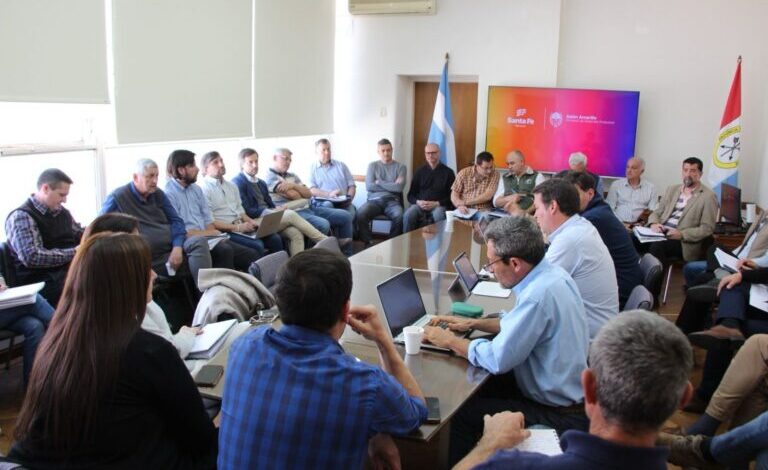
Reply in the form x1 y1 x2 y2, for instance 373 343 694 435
452 208 478 220
486 209 511 219
633 226 666 243
510 429 562 456
314 195 349 203
0 282 44 311
188 319 237 359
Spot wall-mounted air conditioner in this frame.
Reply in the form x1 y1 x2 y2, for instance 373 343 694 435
349 0 436 15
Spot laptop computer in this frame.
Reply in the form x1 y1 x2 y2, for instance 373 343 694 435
376 268 470 352
452 252 512 298
236 210 284 238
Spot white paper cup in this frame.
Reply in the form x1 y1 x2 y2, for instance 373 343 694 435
403 326 424 355
445 211 455 232
746 203 756 223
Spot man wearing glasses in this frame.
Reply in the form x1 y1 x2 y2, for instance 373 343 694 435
402 142 456 232
423 216 590 465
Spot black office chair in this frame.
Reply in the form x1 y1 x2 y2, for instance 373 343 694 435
0 242 20 370
639 253 663 305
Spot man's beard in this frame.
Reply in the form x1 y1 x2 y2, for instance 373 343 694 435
183 174 197 185
683 176 695 187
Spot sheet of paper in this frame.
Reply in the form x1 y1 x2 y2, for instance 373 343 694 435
472 281 511 298
190 319 237 354
510 429 562 456
452 208 478 220
749 284 768 313
714 248 739 273
206 234 229 250
0 282 45 310
633 226 666 243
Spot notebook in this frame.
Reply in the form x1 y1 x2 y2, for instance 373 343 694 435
0 282 44 310
188 319 237 359
510 429 563 456
453 252 512 298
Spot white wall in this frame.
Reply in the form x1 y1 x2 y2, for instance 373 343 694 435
333 0 563 178
558 0 768 205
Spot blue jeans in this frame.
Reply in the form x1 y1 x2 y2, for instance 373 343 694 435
684 260 708 286
229 232 284 255
403 205 447 232
296 208 331 235
711 410 768 469
0 294 54 384
309 206 354 255
357 199 403 243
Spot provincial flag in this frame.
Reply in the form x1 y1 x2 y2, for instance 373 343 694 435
707 56 742 197
428 60 457 171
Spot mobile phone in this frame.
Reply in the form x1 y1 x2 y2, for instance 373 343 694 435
195 365 224 387
426 397 440 424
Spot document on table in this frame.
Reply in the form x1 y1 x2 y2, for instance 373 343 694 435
452 208 478 220
0 282 44 310
714 248 740 273
633 226 666 243
509 429 562 456
749 284 768 313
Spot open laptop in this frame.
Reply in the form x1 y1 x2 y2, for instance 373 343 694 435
377 268 470 352
237 210 284 238
453 252 512 298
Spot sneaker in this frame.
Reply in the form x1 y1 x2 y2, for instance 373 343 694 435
657 433 723 470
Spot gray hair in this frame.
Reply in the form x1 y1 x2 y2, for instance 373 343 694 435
590 311 693 434
274 147 293 158
628 156 645 169
134 158 158 175
569 152 587 166
483 216 545 265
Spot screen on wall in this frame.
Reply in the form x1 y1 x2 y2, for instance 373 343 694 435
485 86 640 177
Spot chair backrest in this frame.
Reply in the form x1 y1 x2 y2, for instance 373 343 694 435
253 251 289 292
0 242 18 287
623 284 654 311
639 253 663 299
313 236 342 255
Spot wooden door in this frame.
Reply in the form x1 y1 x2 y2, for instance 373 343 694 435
412 81 478 172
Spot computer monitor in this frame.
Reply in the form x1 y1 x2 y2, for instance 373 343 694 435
720 183 741 226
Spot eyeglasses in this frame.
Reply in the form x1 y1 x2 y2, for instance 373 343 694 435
481 257 505 272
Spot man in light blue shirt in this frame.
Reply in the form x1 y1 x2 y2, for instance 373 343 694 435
532 178 619 338
423 215 590 464
308 138 357 220
164 149 261 272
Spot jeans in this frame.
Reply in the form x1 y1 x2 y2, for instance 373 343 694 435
357 199 403 243
684 260 708 286
296 208 331 235
403 205 447 233
229 232 284 255
309 206 354 255
710 410 768 469
0 294 54 384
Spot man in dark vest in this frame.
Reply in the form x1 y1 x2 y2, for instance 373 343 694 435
101 158 211 287
492 150 545 215
5 169 83 306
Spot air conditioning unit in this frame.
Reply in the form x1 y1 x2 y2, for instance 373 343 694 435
349 0 436 15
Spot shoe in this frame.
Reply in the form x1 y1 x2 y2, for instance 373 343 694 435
682 394 707 414
688 325 745 351
656 433 723 470
687 284 718 303
337 238 353 249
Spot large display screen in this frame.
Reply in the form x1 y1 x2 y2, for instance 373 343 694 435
486 86 640 177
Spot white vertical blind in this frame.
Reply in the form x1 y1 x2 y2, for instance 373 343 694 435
112 0 253 144
253 0 335 138
0 0 109 103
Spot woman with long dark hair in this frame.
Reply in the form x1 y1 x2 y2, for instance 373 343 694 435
10 233 217 468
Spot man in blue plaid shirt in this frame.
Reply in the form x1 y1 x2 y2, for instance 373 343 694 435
218 249 428 469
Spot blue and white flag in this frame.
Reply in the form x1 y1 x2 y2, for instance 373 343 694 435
428 61 457 170
707 57 741 198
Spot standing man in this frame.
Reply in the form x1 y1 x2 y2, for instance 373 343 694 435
357 138 407 246
265 147 354 255
451 151 500 220
422 216 590 464
308 138 357 220
5 169 83 306
606 156 658 227
101 159 211 287
493 150 545 215
532 178 619 338
642 157 718 264
402 142 455 232
164 149 262 272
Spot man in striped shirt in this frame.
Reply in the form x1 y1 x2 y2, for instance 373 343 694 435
606 156 658 226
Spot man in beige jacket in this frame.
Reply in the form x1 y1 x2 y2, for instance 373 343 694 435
640 157 718 264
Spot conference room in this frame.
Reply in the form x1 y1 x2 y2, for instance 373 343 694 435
1 0 768 468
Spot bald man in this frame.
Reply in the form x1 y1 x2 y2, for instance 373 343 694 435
606 156 658 227
403 143 456 232
493 150 546 215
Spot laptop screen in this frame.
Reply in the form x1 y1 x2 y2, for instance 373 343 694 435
377 269 427 339
453 252 479 292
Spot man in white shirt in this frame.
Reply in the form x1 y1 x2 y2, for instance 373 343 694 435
606 156 658 226
532 178 619 338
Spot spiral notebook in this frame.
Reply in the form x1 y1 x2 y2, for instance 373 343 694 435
510 429 562 456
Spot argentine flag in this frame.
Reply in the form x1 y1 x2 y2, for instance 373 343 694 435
707 57 741 198
428 62 457 170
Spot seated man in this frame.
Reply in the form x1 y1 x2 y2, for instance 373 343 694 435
218 149 330 256
0 290 53 386
558 151 604 196
457 311 694 470
422 216 590 464
357 138 407 246
532 178 619 338
493 150 545 215
308 138 357 218
164 149 261 272
265 147 353 255
218 249 427 469
640 157 718 264
101 159 211 287
606 156 658 226
5 169 83 306
565 171 642 308
403 142 455 232
450 151 500 220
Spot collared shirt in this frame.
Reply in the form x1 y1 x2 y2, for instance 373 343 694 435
5 196 80 268
163 179 214 231
101 183 186 247
606 177 658 223
218 324 427 469
475 430 669 470
264 168 305 206
451 166 500 210
546 215 619 339
199 176 245 223
736 218 767 259
492 168 546 207
468 259 588 407
309 159 356 193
